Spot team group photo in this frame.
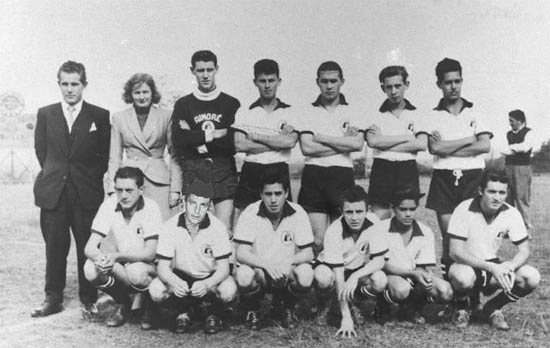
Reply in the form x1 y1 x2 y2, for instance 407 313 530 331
2 1 550 347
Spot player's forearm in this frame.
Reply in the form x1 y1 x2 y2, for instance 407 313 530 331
383 262 416 278
157 261 178 286
207 261 230 287
235 247 268 270
450 244 493 272
334 268 352 317
292 248 314 265
234 134 271 154
450 139 491 157
386 135 428 153
115 245 156 264
315 134 364 152
366 133 412 150
428 136 474 156
508 243 530 271
349 257 385 280
299 139 339 157
254 133 298 150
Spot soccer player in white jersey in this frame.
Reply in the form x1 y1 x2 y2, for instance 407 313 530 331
149 179 237 334
365 66 428 220
233 59 298 224
314 185 387 338
84 167 162 328
447 169 540 330
295 61 365 256
234 168 314 330
376 186 453 324
426 58 493 277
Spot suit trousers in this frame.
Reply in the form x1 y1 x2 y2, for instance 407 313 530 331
40 181 98 305
505 165 531 227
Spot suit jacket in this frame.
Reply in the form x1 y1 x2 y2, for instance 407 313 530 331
34 101 110 210
106 105 182 193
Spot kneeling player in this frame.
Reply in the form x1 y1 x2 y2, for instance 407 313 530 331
447 169 540 330
149 180 237 334
314 185 387 338
233 168 314 330
84 167 162 328
377 187 453 324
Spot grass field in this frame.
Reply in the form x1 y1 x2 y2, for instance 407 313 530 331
1 176 549 348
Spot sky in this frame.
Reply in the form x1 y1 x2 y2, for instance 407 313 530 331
1 0 549 154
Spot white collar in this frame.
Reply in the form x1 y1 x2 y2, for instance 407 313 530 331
193 86 221 101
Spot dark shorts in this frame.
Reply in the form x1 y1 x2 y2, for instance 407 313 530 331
234 161 291 209
444 258 501 291
426 169 483 214
181 157 238 202
368 159 419 205
298 165 354 216
173 269 213 289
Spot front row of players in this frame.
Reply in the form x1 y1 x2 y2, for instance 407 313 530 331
83 166 540 336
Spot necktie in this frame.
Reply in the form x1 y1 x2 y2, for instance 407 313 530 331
67 105 75 131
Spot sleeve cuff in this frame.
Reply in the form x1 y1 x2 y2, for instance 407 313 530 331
233 238 253 245
214 252 232 260
370 248 389 259
298 242 314 250
476 131 494 139
144 235 159 241
448 233 467 241
416 263 436 268
512 236 529 245
299 130 314 136
324 262 345 268
156 254 173 260
92 229 107 237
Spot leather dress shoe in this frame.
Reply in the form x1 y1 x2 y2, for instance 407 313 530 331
31 302 63 318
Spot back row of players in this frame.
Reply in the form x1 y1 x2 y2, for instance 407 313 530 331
39 51 540 337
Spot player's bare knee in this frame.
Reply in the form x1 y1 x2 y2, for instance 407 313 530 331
437 281 454 303
293 264 314 289
314 265 334 290
368 271 388 293
389 281 411 302
516 265 541 291
126 264 151 289
235 265 256 289
448 265 475 291
84 259 100 282
149 278 169 303
217 277 238 303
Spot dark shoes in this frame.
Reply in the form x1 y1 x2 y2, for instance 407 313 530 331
280 308 298 329
175 313 191 333
245 310 261 331
106 304 127 327
373 299 391 325
204 314 223 334
31 302 63 318
81 302 99 321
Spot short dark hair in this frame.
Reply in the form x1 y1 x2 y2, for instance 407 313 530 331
260 167 289 193
114 166 144 187
389 185 424 207
509 109 526 124
254 59 280 78
57 60 87 85
340 185 368 208
191 50 217 68
435 58 462 82
122 73 162 104
379 65 409 84
479 168 508 191
317 61 343 79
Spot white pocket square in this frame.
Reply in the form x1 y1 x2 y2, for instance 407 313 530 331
89 123 97 132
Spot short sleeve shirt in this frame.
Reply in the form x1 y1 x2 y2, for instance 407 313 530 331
318 212 388 270
369 99 428 161
91 196 161 254
426 98 493 170
157 212 232 279
233 200 314 265
381 218 436 271
293 95 365 168
447 198 529 260
233 99 293 164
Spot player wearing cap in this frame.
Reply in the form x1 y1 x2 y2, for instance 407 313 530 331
365 66 428 220
375 186 453 324
83 167 162 328
233 168 314 330
295 61 365 256
447 169 540 330
313 185 387 338
426 58 493 276
233 59 298 223
149 179 237 334
171 50 241 230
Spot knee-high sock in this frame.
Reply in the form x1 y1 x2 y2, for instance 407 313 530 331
483 285 531 314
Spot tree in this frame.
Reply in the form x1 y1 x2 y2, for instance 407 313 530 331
531 139 550 173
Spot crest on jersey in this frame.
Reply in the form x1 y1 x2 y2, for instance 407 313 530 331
281 231 295 246
408 123 415 133
496 228 509 239
358 241 368 254
469 120 477 130
136 226 144 237
201 244 214 257
278 120 288 133
202 121 215 131
341 121 351 134
179 120 187 130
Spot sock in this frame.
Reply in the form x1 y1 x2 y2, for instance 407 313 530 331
241 286 264 312
483 285 530 314
453 292 470 310
98 276 129 306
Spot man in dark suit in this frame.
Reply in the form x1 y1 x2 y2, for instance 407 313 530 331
32 60 110 317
